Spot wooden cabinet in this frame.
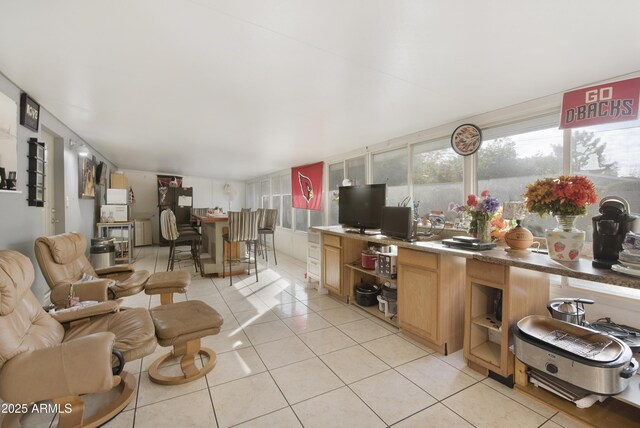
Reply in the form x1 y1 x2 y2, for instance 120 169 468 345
320 233 367 300
464 259 549 379
398 264 438 341
323 243 342 295
397 248 466 354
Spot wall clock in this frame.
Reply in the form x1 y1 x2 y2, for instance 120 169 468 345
451 124 482 156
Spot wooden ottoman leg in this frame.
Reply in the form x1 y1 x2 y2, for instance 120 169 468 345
149 339 217 386
160 293 173 305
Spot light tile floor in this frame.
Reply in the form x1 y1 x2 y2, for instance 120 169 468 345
12 245 590 428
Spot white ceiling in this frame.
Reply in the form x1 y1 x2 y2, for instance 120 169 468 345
1 1 639 181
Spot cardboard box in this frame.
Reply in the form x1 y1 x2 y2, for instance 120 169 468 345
106 188 128 205
110 173 128 189
101 205 128 222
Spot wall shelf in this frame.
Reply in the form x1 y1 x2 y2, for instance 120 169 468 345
0 189 22 194
26 138 46 207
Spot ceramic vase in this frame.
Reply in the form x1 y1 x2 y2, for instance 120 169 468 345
545 215 585 261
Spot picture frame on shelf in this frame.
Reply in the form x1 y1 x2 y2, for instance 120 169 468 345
79 156 96 199
20 93 40 132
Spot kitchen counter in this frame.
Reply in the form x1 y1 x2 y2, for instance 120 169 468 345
311 226 640 290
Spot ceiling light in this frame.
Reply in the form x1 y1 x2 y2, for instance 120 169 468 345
70 140 90 157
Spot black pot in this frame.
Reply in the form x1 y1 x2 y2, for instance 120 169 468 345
381 282 397 301
355 283 380 306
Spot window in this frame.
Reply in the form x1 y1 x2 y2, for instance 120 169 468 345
477 125 563 237
346 156 366 186
246 182 257 210
570 120 640 241
271 176 282 227
310 209 323 227
261 180 270 208
328 162 344 225
372 148 408 207
282 174 292 229
412 140 463 218
295 208 308 231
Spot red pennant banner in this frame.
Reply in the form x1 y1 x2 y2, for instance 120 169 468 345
559 77 640 129
291 161 323 210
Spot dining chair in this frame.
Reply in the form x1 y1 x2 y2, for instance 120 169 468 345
259 208 278 265
160 208 202 274
223 211 259 286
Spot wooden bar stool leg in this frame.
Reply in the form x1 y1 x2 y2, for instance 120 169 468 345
272 233 277 265
254 240 258 282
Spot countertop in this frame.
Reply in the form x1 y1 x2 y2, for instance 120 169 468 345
193 214 228 223
311 226 640 290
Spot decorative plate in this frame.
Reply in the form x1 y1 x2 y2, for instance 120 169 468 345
451 124 482 156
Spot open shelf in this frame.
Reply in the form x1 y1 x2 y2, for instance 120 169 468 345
470 341 501 367
345 260 396 281
472 313 502 332
516 379 640 427
354 302 398 327
0 189 22 194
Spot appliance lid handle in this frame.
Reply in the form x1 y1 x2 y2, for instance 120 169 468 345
620 358 638 379
574 298 594 305
600 196 630 214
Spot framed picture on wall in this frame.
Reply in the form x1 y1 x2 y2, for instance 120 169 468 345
20 93 40 132
79 156 96 199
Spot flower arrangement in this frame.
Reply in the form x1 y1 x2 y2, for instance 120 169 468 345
450 190 501 221
523 175 598 217
450 190 501 240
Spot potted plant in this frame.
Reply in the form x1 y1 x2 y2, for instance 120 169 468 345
523 175 598 260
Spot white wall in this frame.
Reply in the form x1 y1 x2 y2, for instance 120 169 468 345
0 72 116 303
123 169 245 244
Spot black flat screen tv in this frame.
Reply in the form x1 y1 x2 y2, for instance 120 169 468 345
338 184 386 233
381 206 415 241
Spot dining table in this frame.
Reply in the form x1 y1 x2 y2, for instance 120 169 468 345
193 214 245 277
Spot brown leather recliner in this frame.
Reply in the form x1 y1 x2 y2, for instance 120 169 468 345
35 232 150 307
0 250 157 427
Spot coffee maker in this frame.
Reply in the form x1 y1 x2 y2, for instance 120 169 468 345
592 196 638 268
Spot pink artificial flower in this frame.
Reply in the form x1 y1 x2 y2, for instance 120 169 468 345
481 190 490 197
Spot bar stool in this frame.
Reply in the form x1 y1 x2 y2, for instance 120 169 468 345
259 208 278 265
160 208 203 274
223 211 259 286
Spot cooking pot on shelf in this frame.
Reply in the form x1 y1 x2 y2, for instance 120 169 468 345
355 282 380 306
381 281 397 301
361 250 377 270
547 298 594 325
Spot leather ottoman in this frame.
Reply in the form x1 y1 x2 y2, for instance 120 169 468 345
148 300 223 385
144 270 191 305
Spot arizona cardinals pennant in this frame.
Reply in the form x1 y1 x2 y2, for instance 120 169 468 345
291 161 323 210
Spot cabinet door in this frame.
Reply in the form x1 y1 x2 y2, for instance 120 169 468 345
398 264 439 342
323 244 342 295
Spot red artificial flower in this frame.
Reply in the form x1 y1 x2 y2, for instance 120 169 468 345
467 194 477 206
480 190 490 197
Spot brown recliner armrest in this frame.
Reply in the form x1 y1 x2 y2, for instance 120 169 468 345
0 332 117 404
50 279 113 307
49 301 119 324
94 264 134 276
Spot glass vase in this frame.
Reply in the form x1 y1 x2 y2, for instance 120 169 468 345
545 214 585 261
555 215 579 232
477 218 492 243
